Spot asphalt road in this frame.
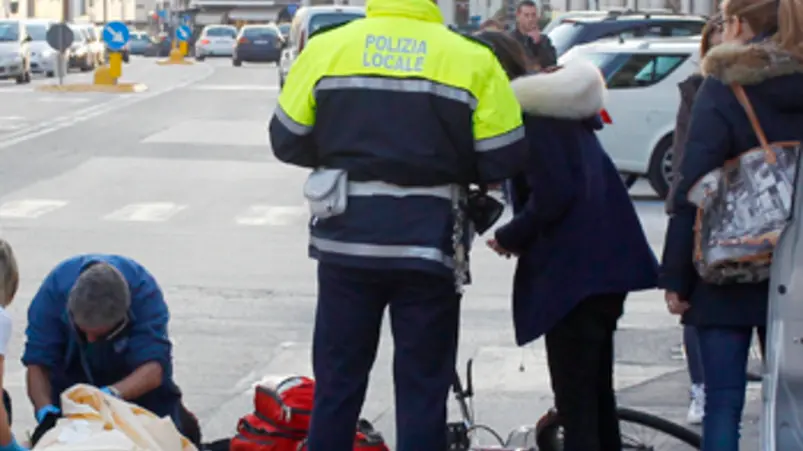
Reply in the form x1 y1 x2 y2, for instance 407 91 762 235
0 56 760 449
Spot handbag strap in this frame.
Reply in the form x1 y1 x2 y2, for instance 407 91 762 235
731 83 776 163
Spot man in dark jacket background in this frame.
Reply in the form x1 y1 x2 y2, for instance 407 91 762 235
509 0 557 69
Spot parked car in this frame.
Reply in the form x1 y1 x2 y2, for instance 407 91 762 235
0 19 32 84
67 24 94 71
195 25 237 60
24 19 58 77
128 31 151 55
145 32 172 57
559 36 700 197
73 23 105 66
279 5 365 88
542 10 610 34
233 24 283 66
547 10 707 56
277 22 290 41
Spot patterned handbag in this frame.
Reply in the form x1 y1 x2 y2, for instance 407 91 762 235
687 83 801 284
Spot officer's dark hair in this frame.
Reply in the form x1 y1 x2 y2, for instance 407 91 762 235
517 0 537 12
474 31 529 80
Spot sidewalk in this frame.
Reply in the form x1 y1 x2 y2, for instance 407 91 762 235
618 369 762 450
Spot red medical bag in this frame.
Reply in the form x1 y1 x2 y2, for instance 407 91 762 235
229 413 305 451
254 375 315 434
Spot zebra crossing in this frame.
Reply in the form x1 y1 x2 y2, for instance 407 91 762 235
0 198 310 227
0 156 313 229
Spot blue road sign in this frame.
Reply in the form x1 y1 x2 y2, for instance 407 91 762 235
287 3 298 14
182 14 191 24
102 21 130 51
176 25 192 42
158 9 167 19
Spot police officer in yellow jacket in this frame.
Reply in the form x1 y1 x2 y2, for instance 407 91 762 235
268 0 526 449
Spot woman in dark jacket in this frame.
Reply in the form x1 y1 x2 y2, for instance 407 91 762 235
665 17 723 426
475 31 659 451
661 0 803 448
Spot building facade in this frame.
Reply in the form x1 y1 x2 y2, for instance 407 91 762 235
1 0 137 22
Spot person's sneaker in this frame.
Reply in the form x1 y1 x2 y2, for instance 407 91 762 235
686 384 705 425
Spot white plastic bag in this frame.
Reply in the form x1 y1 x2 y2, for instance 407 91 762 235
33 384 197 451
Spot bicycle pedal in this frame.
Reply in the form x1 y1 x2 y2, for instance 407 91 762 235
446 421 470 451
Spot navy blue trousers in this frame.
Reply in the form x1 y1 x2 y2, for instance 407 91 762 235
306 263 461 451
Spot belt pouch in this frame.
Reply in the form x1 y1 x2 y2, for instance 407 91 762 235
303 168 348 219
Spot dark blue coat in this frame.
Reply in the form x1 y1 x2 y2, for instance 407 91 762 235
22 254 182 421
661 40 803 327
494 62 659 345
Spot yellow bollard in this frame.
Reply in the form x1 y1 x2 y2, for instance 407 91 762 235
179 41 188 56
168 48 184 63
93 66 117 85
109 52 123 78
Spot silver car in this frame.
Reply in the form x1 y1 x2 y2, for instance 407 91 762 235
195 25 237 60
0 19 32 84
25 20 60 77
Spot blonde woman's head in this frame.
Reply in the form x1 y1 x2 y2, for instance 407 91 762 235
0 240 18 308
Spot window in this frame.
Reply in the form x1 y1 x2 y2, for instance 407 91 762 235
243 27 277 39
205 27 236 38
0 22 19 42
308 13 363 35
25 24 48 41
607 53 689 88
668 22 706 36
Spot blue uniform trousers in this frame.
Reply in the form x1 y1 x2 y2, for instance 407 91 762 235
306 262 461 451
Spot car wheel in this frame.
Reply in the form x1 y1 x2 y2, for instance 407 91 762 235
647 134 674 200
279 74 284 89
233 59 242 67
123 53 130 63
196 55 205 61
46 70 55 78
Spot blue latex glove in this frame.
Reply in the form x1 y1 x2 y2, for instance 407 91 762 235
35 404 60 423
100 386 119 398
0 437 29 451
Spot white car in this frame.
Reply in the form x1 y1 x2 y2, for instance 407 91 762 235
24 20 59 77
195 25 238 60
560 37 700 198
278 5 365 89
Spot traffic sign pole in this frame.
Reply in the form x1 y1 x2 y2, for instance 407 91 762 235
109 52 122 78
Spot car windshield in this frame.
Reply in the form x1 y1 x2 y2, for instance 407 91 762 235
309 13 363 34
278 23 290 34
243 27 277 39
205 27 236 38
69 27 85 42
25 24 48 41
547 21 586 56
0 22 19 42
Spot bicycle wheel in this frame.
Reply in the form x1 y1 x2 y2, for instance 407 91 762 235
535 406 702 450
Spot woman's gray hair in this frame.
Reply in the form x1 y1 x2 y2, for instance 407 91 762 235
68 263 131 329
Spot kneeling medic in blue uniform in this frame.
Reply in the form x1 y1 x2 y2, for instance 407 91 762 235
21 255 199 446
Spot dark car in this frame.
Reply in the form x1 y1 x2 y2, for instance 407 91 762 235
277 22 290 41
546 10 707 56
233 25 283 66
128 31 152 55
145 32 172 57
